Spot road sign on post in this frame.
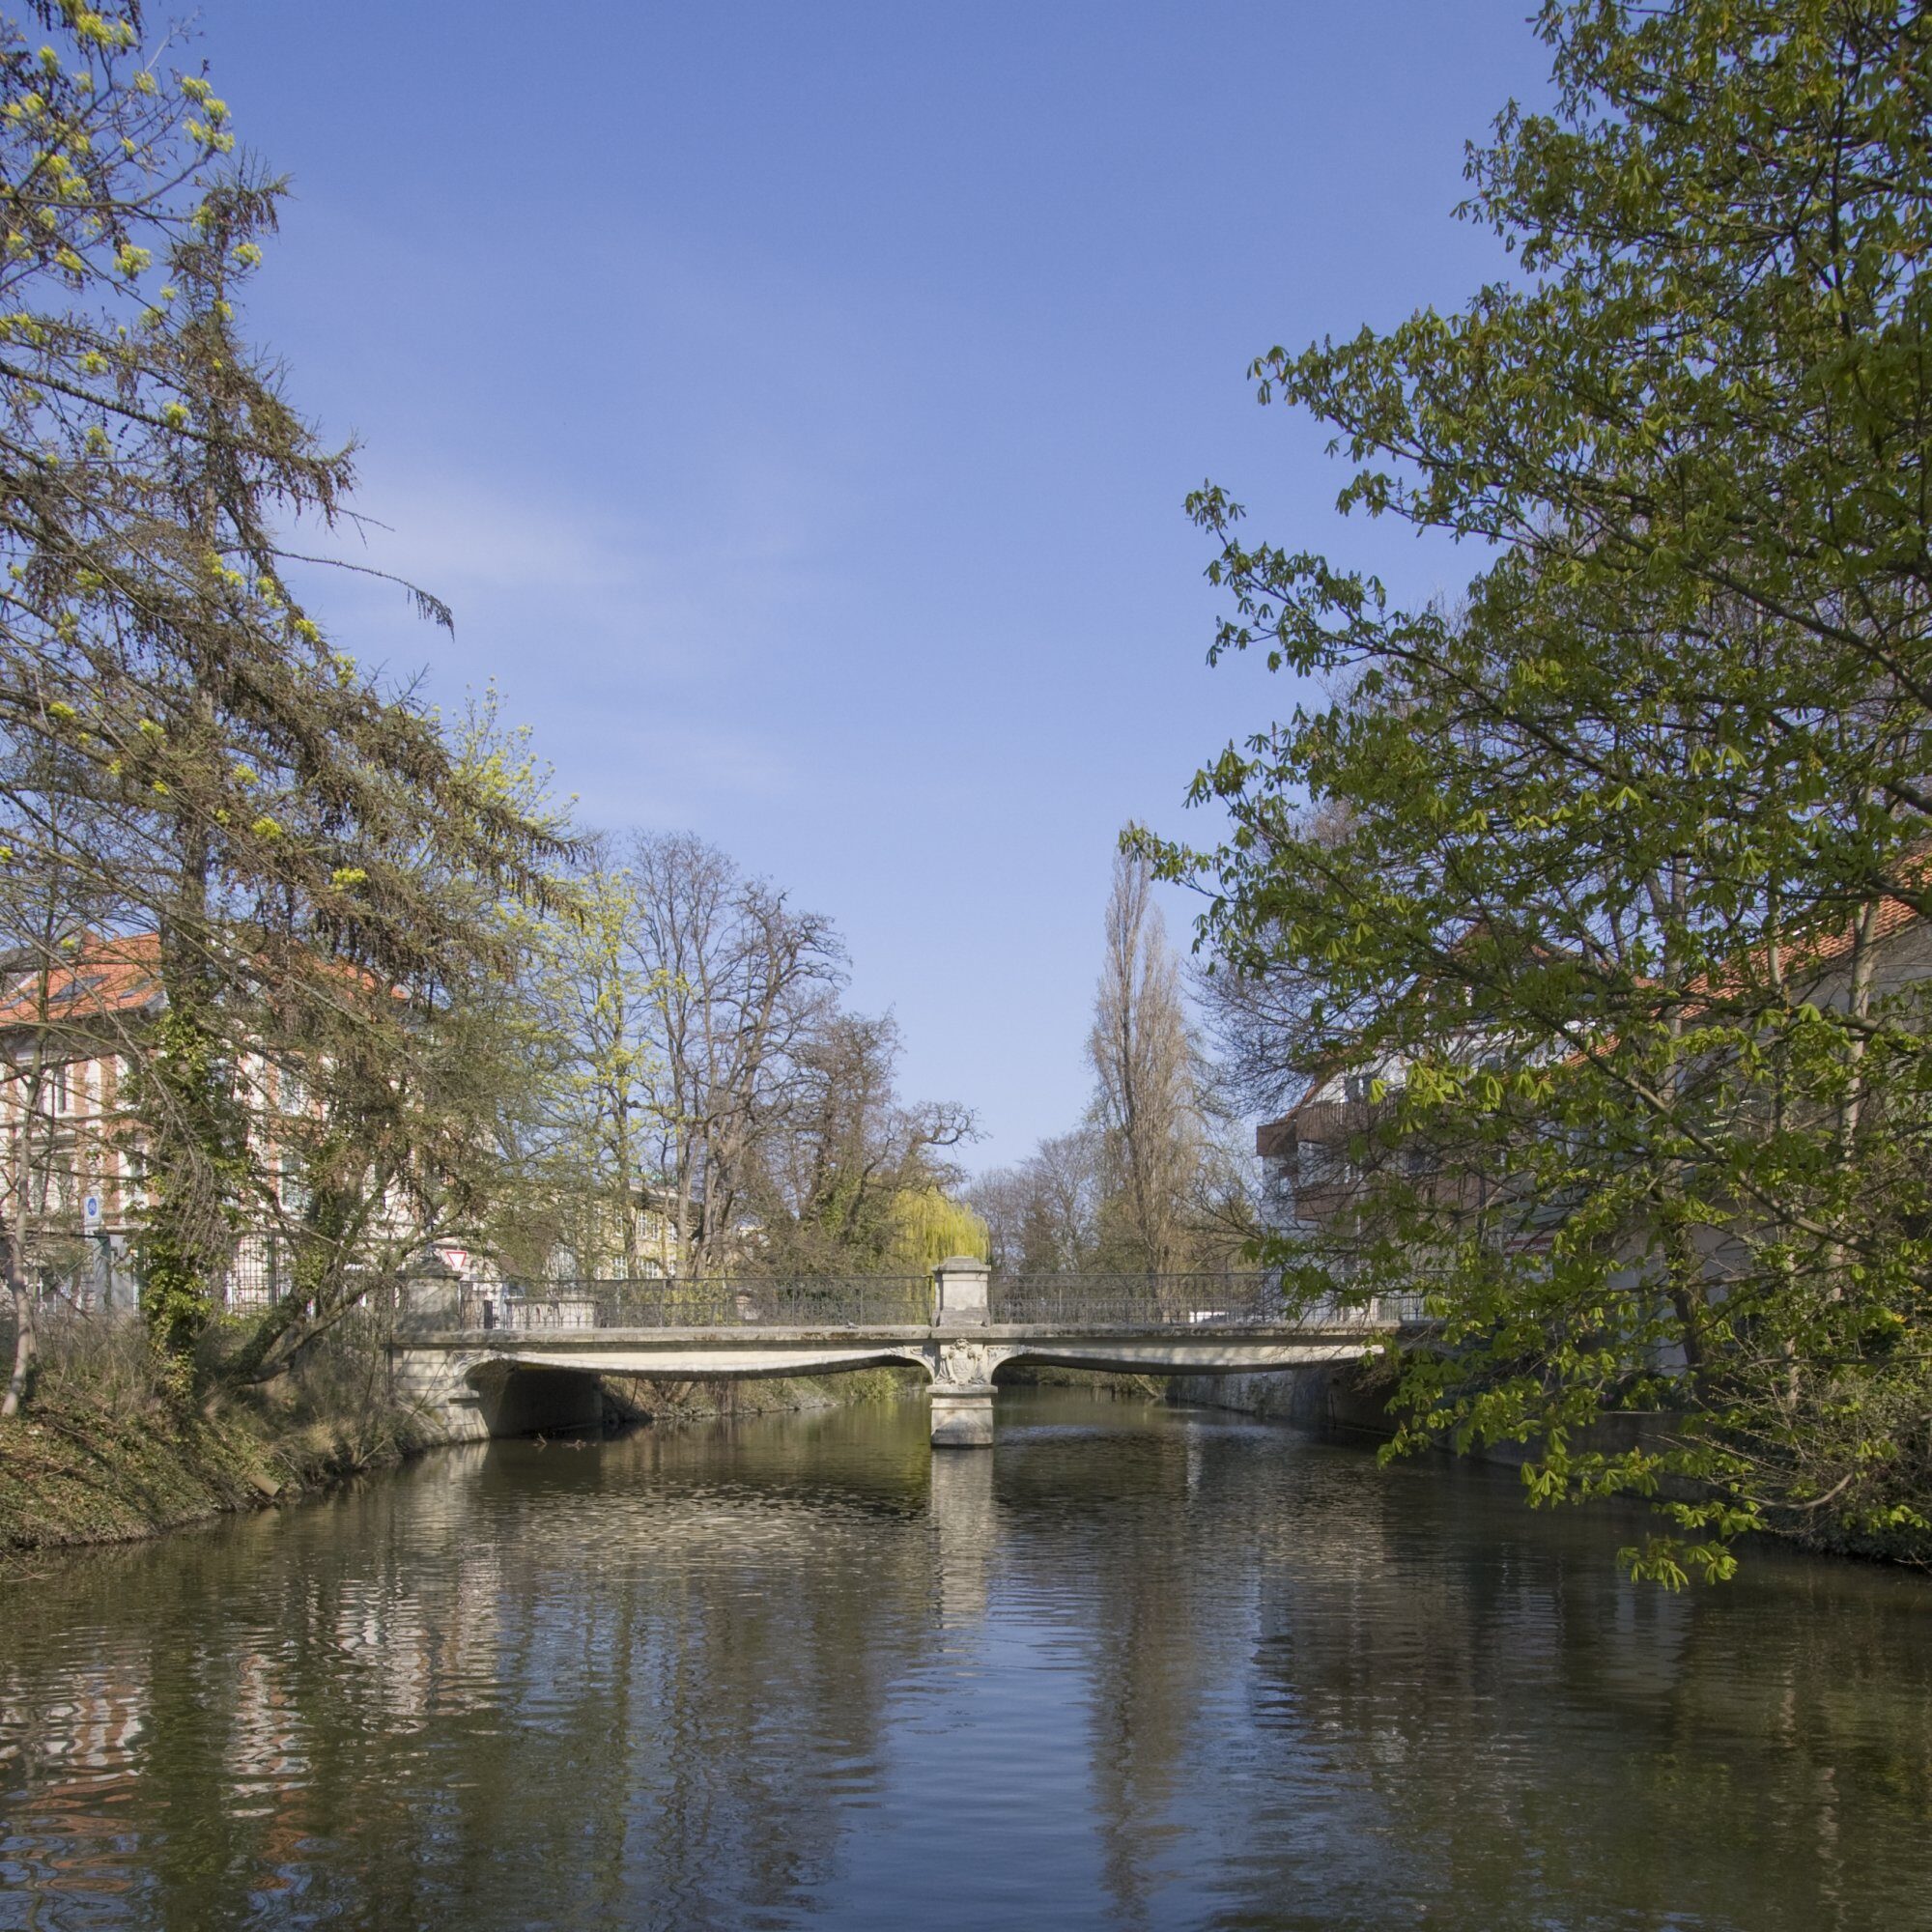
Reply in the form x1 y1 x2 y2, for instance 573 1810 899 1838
83 1192 102 1233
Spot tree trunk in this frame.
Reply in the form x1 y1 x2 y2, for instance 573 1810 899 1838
2 1226 37 1417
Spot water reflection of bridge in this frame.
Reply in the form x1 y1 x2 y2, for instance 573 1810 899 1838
389 1258 1419 1445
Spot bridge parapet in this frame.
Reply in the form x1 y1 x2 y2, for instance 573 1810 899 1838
402 1269 1421 1340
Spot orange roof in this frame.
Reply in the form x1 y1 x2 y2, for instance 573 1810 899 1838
0 932 162 1032
1780 893 1920 971
1254 888 1931 1130
1662 890 1923 1013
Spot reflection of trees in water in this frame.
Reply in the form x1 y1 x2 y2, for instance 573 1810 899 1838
993 1416 1259 1930
581 1422 932 1923
1 1402 1929 1931
0 1407 939 1928
975 1411 1932 1932
1231 1450 1932 1931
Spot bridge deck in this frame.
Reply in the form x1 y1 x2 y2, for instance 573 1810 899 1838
397 1320 1396 1349
391 1321 1396 1389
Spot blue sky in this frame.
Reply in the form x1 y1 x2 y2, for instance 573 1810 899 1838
186 1 1550 1170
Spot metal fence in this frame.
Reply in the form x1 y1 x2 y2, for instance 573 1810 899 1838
403 1272 1433 1335
20 1253 471 1329
30 1250 139 1318
1371 1290 1433 1327
33 1242 322 1319
14 1259 1438 1336
444 1275 936 1334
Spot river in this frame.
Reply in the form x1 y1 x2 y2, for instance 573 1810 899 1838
2 1390 1927 1930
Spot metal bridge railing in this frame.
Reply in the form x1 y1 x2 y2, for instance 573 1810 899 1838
5 1262 1438 1341
986 1273 1418 1329
991 1271 1284 1327
395 1272 1432 1337
448 1275 934 1334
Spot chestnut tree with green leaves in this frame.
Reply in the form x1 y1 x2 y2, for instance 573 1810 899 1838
1158 0 1932 1578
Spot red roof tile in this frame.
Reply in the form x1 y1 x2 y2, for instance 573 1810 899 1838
0 932 162 1031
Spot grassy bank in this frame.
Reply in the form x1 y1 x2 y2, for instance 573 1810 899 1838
0 1317 435 1560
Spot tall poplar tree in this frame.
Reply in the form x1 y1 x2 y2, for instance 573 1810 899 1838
1088 851 1202 1274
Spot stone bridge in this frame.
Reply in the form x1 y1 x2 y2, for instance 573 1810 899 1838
388 1258 1413 1448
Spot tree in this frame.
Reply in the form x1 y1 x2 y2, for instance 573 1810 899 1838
0 7 569 1396
471 826 978 1289
498 835 667 1283
1088 851 1203 1273
1157 0 1932 1577
970 850 1259 1283
222 698 575 1386
748 1009 973 1276
888 1185 989 1273
970 1128 1102 1275
623 832 843 1277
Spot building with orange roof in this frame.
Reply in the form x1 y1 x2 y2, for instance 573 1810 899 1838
0 930 489 1313
1255 894 1932 1238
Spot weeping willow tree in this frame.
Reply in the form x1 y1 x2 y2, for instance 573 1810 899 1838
889 1187 988 1272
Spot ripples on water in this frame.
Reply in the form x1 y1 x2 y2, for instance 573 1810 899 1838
1 1392 1927 1931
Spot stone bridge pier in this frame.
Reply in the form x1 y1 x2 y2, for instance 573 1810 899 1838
927 1256 1000 1446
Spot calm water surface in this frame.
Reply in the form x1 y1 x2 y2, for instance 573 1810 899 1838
2 1391 1928 1931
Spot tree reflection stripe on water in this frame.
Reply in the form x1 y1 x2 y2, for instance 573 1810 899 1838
0 1392 1926 1931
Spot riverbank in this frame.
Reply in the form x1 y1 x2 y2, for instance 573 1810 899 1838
1174 1364 1730 1499
1168 1360 1395 1435
0 1322 436 1560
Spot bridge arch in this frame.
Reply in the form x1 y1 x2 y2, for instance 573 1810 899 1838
391 1340 945 1443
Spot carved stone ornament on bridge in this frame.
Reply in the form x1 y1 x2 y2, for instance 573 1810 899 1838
929 1340 1013 1388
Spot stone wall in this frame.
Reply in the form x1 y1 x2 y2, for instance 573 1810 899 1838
1169 1361 1397 1435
